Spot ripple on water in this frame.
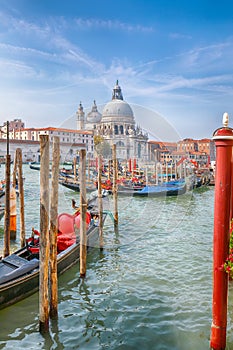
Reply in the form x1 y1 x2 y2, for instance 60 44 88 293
0 170 226 349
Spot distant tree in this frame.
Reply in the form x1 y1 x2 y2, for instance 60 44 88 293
94 135 104 146
94 135 111 158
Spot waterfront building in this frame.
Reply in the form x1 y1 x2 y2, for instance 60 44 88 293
197 138 215 162
0 138 86 164
177 138 215 165
77 81 149 161
0 119 25 137
188 151 209 166
177 138 214 157
0 83 215 166
11 127 93 150
148 139 211 167
0 126 94 163
177 138 198 153
148 141 177 163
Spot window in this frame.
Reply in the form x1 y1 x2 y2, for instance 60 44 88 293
114 125 118 135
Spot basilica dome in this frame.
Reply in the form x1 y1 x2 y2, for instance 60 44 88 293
86 100 102 123
101 81 135 124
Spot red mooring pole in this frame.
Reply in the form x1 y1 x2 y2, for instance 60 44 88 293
210 113 233 350
128 158 132 173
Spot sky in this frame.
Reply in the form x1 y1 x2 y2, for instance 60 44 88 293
0 0 233 141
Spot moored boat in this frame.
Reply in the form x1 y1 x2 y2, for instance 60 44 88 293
29 163 41 171
0 190 5 205
59 180 80 192
0 201 106 310
59 179 96 193
0 205 4 221
118 182 187 197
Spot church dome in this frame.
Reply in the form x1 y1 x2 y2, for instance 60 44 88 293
101 81 135 123
87 100 101 123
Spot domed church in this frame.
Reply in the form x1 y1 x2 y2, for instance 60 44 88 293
76 81 148 160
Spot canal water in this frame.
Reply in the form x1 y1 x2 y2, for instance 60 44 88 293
0 165 233 350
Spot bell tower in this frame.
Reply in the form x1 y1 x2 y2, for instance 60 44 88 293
76 102 85 130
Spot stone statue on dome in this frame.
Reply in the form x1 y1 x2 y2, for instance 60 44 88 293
128 126 135 135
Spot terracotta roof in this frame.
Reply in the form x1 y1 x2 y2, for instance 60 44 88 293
170 151 187 155
197 138 211 143
189 151 208 156
14 127 93 135
0 139 84 147
148 140 176 146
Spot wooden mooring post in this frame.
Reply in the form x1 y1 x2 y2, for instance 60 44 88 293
73 156 77 183
88 154 91 181
39 135 50 333
9 181 17 240
210 113 233 350
112 144 118 227
79 149 87 278
17 149 26 247
3 154 11 257
4 120 10 256
10 149 18 241
98 154 103 246
10 148 26 245
49 137 60 319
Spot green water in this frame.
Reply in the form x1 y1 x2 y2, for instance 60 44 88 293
0 165 232 349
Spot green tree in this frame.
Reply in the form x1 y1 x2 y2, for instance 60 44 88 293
94 135 111 158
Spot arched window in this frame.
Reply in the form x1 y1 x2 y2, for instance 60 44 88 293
138 143 141 158
119 125 124 134
116 141 124 147
114 125 118 135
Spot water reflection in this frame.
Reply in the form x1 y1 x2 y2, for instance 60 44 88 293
0 166 230 349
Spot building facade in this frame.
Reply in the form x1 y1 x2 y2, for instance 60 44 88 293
0 138 86 163
148 138 213 167
0 83 215 166
76 81 149 160
0 126 94 163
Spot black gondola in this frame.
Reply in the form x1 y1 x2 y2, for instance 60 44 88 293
0 199 106 310
59 180 80 192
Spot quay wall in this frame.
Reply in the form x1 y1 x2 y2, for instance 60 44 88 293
0 139 86 163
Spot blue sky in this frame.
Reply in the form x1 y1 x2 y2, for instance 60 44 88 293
0 0 233 141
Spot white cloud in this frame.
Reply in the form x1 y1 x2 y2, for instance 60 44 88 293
179 40 233 68
0 58 36 78
74 18 154 33
169 32 192 40
0 42 55 60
